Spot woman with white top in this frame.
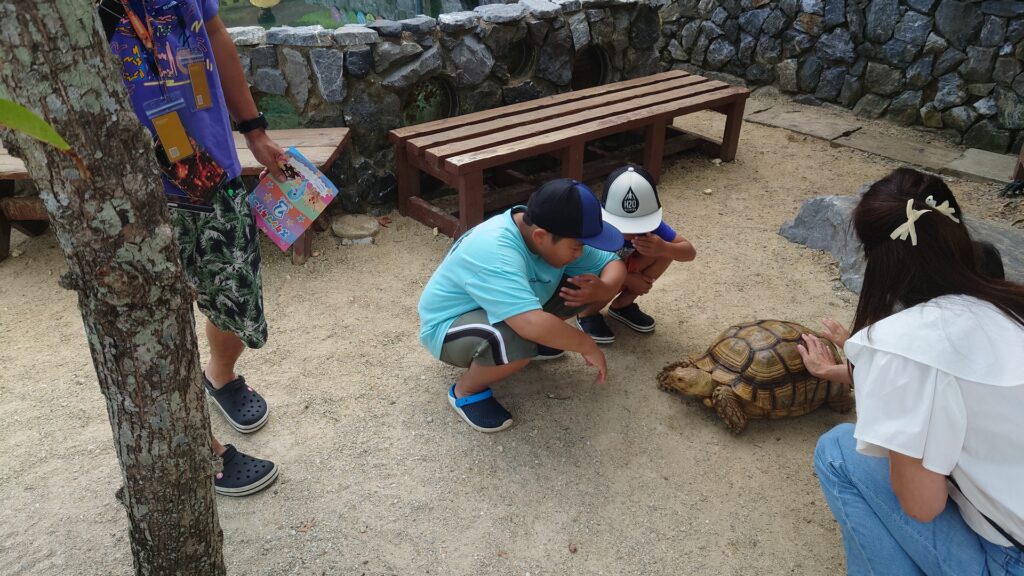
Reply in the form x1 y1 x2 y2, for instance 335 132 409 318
798 168 1024 575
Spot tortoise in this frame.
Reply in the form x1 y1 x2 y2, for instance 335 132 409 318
657 319 854 434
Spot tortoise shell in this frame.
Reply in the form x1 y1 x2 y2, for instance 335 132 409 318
691 319 842 413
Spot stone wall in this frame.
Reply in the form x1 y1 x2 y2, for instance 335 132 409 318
230 0 1024 212
656 0 1024 154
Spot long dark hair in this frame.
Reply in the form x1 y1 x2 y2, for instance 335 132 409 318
851 168 1024 333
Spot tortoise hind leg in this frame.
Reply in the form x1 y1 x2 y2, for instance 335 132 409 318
828 387 855 414
712 385 748 434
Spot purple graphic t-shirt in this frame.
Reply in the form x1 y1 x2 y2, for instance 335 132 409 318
106 0 241 197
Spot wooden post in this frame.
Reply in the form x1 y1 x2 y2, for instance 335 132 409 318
396 143 419 215
719 97 747 162
456 170 484 236
643 119 667 183
1015 146 1024 181
561 141 585 180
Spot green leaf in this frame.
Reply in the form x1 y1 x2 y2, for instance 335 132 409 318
0 98 70 151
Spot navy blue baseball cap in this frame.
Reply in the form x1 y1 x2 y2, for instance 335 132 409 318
526 178 624 252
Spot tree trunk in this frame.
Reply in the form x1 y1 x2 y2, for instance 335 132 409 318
0 1 225 574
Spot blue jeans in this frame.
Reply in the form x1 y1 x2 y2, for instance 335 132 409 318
814 424 1024 576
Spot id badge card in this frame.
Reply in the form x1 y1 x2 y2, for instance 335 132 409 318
143 96 193 163
180 51 213 111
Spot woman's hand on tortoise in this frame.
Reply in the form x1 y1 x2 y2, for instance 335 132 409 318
820 318 851 347
798 333 840 379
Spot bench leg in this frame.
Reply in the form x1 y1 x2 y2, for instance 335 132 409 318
396 144 419 216
1015 147 1024 181
644 119 668 184
561 141 585 181
456 171 484 237
0 209 10 262
292 231 313 265
719 98 746 162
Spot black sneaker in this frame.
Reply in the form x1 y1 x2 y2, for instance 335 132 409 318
533 344 565 360
608 303 656 333
577 314 615 344
204 374 269 434
448 385 513 433
214 445 279 497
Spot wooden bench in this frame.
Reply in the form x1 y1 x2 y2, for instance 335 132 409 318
0 127 351 265
390 70 749 238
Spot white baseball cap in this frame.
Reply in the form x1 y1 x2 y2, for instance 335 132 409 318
600 165 663 234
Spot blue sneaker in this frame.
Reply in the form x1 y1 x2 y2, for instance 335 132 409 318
448 385 513 433
533 344 565 360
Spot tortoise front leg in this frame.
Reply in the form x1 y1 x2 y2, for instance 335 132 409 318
712 385 748 434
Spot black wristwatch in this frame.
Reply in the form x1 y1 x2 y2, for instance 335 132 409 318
235 112 268 134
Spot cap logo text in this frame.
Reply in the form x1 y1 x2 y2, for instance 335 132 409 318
621 187 639 214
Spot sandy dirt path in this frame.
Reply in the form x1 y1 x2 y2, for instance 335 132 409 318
0 94 1008 575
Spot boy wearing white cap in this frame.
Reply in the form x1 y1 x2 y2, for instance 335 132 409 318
577 165 696 343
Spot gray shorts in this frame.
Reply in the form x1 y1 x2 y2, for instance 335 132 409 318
439 276 583 368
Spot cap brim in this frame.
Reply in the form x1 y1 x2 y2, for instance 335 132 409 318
601 208 663 234
576 221 624 252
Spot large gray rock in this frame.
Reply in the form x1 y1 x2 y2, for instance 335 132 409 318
934 0 986 49
865 0 899 42
373 41 424 73
475 3 528 23
781 194 1024 292
885 39 924 67
705 37 737 69
345 46 372 78
253 68 287 96
331 213 381 241
960 46 998 82
266 25 334 47
249 45 278 70
968 82 997 96
777 58 800 92
974 95 998 116
738 33 757 65
886 89 923 124
920 102 944 127
569 10 591 49
400 16 437 35
451 34 494 86
923 31 948 54
755 35 783 65
817 27 857 63
229 26 266 46
739 8 770 34
979 15 1008 46
746 62 776 83
438 11 480 32
521 0 562 18
824 0 845 29
502 79 543 103
933 72 968 109
853 93 891 118
310 48 345 103
839 74 864 106
982 0 1024 17
846 3 866 42
679 19 701 50
782 30 816 58
333 25 380 46
934 47 967 76
345 82 401 151
536 26 573 85
794 13 825 36
701 20 725 39
906 55 935 89
865 61 904 95
1007 18 1024 43
994 57 1023 85
281 48 310 110
815 66 846 100
762 8 788 35
894 12 933 45
366 19 403 37
802 0 824 15
381 46 443 91
905 0 936 13
460 79 503 112
995 86 1024 129
631 5 662 49
551 0 582 13
942 104 981 132
963 118 1011 151
798 55 824 91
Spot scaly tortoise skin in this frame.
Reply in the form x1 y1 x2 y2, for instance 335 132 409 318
657 320 854 433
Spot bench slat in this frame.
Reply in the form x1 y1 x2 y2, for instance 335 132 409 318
407 74 712 153
444 87 747 172
388 70 689 142
427 80 731 168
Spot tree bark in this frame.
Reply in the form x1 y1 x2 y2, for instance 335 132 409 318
0 1 225 574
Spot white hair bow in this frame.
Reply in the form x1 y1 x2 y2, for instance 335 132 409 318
890 199 931 246
925 195 960 223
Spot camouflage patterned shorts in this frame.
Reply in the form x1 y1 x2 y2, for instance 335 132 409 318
173 179 268 349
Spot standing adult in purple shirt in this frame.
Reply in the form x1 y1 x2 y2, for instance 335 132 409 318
98 0 284 496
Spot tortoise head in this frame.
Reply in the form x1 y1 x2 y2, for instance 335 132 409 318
658 361 716 399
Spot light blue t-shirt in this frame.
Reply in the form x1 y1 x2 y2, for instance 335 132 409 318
418 207 619 358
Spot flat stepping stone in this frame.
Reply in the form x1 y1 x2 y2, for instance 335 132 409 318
830 130 962 173
941 149 1016 184
745 108 861 141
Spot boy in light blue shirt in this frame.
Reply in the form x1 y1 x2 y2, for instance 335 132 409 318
418 179 625 433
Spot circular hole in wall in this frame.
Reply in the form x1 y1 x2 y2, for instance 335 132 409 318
570 45 610 91
402 78 459 126
499 40 537 79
